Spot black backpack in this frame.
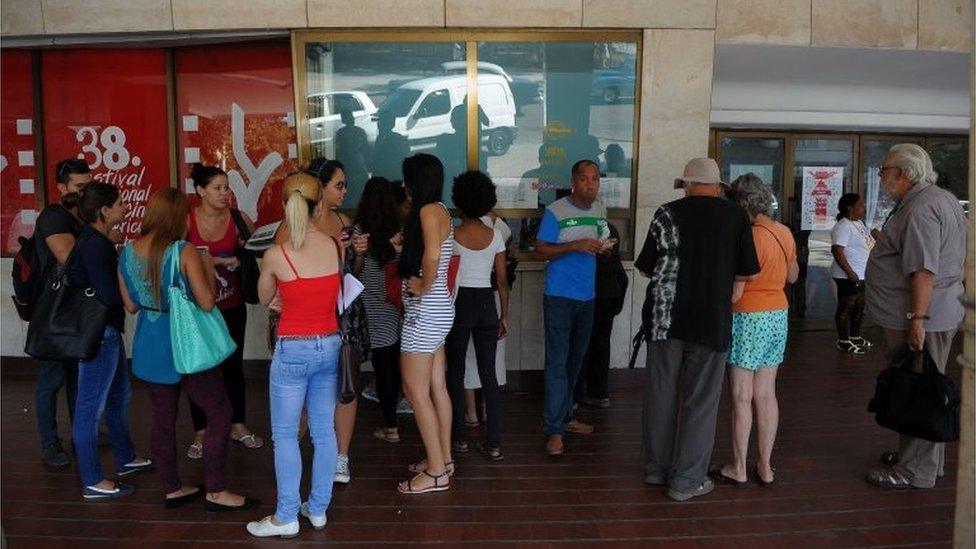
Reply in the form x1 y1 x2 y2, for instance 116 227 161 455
11 235 47 321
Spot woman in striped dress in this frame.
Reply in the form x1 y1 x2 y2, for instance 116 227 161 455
397 154 456 494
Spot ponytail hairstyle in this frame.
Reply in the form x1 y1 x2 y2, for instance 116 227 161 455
140 188 190 303
398 153 444 278
836 193 860 221
281 173 322 250
76 182 120 225
190 162 226 190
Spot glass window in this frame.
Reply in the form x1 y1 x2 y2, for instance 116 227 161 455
477 41 638 250
304 42 467 208
927 138 969 214
860 138 922 229
791 138 855 320
718 136 785 220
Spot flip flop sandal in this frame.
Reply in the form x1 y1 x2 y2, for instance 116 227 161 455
373 427 402 444
452 441 470 454
464 420 480 428
866 468 916 490
708 466 748 488
186 442 203 460
409 460 455 477
397 470 450 495
232 433 264 449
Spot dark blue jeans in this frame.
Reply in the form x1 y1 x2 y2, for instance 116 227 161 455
36 359 78 448
543 295 595 436
72 327 135 487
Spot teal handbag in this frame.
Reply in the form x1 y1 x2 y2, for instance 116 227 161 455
166 243 237 375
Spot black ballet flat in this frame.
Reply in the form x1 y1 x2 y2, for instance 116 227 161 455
203 495 261 512
164 485 204 509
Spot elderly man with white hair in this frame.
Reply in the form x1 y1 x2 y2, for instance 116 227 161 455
864 143 967 490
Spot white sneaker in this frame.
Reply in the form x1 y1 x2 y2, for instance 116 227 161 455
300 501 327 530
246 515 299 538
361 383 379 403
334 454 350 484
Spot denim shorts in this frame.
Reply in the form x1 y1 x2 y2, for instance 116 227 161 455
728 309 788 370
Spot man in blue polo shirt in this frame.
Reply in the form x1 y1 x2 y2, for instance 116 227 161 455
535 159 612 456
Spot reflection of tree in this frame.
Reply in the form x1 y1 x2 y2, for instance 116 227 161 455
929 142 968 202
186 114 295 225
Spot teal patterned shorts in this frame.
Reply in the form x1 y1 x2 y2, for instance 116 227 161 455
728 309 788 370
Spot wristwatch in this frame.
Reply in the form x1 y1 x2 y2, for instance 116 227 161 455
905 312 930 321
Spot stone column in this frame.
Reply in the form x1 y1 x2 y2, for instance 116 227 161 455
954 28 975 547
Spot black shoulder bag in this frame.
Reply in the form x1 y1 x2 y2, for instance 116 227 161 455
333 237 361 404
229 209 260 305
24 236 108 362
867 346 960 443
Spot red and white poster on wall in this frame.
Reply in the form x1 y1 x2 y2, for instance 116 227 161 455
1 50 42 254
175 41 298 226
801 166 844 231
41 49 171 244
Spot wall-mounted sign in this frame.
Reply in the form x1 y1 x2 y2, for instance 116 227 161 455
1 50 40 254
801 166 844 231
42 49 171 244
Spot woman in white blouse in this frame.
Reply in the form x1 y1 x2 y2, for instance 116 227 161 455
830 193 875 354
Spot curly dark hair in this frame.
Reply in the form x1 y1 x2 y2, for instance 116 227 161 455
836 193 860 221
354 177 401 263
451 171 497 219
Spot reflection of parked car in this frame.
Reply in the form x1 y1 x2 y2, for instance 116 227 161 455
377 74 518 155
307 91 378 154
439 62 542 113
590 62 636 104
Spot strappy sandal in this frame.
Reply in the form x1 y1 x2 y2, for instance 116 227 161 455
409 460 455 477
866 468 916 490
232 433 264 449
879 451 899 466
397 470 450 495
476 442 504 462
186 442 203 460
464 419 480 428
452 441 470 454
373 427 402 444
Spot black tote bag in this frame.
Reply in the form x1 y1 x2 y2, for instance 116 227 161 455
867 347 960 443
229 209 260 305
25 268 107 362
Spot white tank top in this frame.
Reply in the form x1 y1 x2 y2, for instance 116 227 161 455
454 224 506 288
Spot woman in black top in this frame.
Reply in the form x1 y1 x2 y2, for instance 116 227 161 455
66 183 152 500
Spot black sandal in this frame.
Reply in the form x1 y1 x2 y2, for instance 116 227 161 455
476 442 504 462
452 441 470 454
708 466 748 488
409 460 455 477
398 470 450 494
754 466 775 488
879 451 899 466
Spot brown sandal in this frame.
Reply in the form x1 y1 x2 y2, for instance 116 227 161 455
397 470 450 494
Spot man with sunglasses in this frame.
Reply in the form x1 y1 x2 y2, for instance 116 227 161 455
864 143 967 490
32 158 92 467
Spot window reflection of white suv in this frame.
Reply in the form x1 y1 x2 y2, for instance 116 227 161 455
307 91 378 155
377 74 518 155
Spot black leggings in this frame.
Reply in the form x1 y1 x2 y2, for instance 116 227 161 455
191 303 247 429
372 342 401 428
834 278 865 340
446 287 502 449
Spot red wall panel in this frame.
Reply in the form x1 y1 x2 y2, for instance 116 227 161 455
1 50 42 254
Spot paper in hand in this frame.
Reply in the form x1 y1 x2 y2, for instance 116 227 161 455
338 273 365 314
245 221 282 252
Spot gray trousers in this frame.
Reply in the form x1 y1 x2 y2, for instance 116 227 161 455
881 328 956 488
642 339 727 492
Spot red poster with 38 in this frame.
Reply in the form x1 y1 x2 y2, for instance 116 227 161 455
41 49 171 244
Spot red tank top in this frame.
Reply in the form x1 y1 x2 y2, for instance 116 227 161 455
188 209 242 310
276 245 341 337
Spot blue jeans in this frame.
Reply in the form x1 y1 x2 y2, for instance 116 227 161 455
543 296 595 436
35 359 77 448
72 327 135 487
270 335 340 523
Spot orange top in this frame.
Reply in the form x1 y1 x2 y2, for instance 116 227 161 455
734 220 796 313
276 246 341 337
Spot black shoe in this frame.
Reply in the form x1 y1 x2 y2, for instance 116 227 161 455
165 486 204 509
204 495 261 512
580 396 610 409
42 441 70 467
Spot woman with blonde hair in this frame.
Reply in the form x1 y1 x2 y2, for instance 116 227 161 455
247 173 344 538
119 188 256 510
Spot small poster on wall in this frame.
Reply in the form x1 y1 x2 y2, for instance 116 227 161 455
801 166 844 230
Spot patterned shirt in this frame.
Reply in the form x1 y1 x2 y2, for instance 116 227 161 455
636 196 760 352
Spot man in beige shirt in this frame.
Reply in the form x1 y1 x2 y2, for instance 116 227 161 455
864 143 967 490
